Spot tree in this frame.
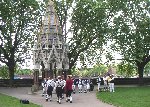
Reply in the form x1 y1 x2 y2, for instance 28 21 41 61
0 0 41 86
116 61 136 78
107 0 150 80
0 65 9 79
144 62 150 76
16 69 32 75
92 64 108 76
53 0 109 74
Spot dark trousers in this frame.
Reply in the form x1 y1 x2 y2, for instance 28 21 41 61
56 87 62 98
66 90 73 97
47 86 53 96
47 91 52 96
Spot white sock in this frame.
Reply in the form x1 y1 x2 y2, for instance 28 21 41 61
70 96 72 101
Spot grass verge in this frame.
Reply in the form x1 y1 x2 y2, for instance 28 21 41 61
0 93 41 107
97 86 150 107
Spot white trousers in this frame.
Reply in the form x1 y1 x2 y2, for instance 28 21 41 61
87 84 90 90
78 84 83 92
42 87 47 95
83 85 87 92
72 85 76 90
97 83 101 91
109 83 114 92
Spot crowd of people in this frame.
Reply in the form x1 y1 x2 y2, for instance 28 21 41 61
41 75 72 104
41 74 115 104
41 75 94 104
97 74 115 92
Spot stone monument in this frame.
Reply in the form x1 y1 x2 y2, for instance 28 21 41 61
32 0 69 88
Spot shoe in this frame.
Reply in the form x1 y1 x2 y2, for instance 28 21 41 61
59 100 61 104
66 99 70 102
70 101 72 103
66 99 68 102
46 99 48 102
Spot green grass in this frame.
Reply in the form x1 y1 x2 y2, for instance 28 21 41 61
97 86 150 107
0 93 41 107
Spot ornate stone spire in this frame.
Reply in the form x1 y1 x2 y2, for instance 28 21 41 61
33 0 69 75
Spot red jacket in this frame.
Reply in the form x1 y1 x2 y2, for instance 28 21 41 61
65 79 73 91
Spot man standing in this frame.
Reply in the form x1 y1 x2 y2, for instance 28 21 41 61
65 76 73 103
86 79 90 92
97 75 101 92
72 78 76 94
83 79 87 93
109 74 115 92
103 75 108 91
78 77 83 93
41 78 47 97
90 79 94 91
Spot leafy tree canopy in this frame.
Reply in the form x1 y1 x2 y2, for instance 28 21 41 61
106 0 150 78
0 0 42 85
52 0 110 70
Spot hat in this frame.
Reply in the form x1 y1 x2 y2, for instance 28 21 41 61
111 74 114 76
57 76 61 79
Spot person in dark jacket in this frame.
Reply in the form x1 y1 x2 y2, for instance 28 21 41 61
97 75 101 92
90 79 94 91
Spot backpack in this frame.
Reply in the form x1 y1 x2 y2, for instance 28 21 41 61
20 99 29 104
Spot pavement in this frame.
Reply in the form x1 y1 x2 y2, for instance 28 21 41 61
0 87 115 107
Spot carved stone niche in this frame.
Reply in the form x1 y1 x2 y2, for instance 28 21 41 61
44 62 50 70
33 63 40 70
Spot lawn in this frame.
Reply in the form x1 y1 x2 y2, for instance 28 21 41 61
0 93 41 107
97 86 150 107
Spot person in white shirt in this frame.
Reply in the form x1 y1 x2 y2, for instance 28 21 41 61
55 76 64 104
103 75 108 91
61 76 66 99
41 78 47 97
46 77 55 101
83 79 88 93
72 78 76 94
78 77 83 93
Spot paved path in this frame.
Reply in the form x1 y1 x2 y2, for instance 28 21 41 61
0 87 115 107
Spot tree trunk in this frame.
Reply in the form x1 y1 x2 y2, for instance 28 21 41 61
42 70 45 80
68 63 74 75
8 66 15 87
67 69 71 75
137 66 144 78
41 61 45 80
63 69 67 80
137 64 144 85
33 69 39 91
